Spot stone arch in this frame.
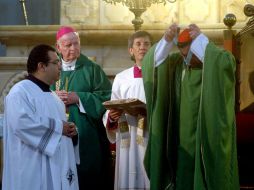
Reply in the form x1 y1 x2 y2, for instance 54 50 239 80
0 71 28 113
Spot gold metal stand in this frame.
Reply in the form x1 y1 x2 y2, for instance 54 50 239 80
19 0 29 25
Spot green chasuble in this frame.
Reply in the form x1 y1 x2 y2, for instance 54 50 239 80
51 54 112 189
142 43 239 190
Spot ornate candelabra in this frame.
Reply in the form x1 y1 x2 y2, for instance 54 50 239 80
103 0 176 31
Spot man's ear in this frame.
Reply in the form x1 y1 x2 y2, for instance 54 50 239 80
38 62 46 72
55 42 61 54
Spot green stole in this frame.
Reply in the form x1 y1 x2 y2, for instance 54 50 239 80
176 68 202 189
142 43 239 190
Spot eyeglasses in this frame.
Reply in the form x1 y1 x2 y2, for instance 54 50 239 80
47 59 61 65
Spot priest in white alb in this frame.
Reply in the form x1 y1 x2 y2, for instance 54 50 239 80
2 44 79 190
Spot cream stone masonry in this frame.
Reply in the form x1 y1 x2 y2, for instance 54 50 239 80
0 0 251 112
61 0 249 26
64 0 100 24
0 24 245 75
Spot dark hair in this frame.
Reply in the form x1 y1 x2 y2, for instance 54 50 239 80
177 41 192 48
128 30 153 49
27 44 56 74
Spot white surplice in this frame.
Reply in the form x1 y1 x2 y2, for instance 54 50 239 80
104 67 150 190
2 79 79 190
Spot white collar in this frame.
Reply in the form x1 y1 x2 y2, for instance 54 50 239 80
61 59 77 71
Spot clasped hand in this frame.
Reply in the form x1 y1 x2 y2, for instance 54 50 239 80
62 121 78 138
56 90 79 105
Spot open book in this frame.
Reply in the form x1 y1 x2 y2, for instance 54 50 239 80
103 98 146 116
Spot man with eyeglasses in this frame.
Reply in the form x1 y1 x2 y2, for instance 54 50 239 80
142 24 239 190
103 30 152 190
2 44 79 190
53 26 112 189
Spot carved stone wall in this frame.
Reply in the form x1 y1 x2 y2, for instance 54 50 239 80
61 0 249 26
58 0 249 79
0 0 251 113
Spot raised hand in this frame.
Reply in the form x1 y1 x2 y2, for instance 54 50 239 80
188 24 201 40
164 23 180 42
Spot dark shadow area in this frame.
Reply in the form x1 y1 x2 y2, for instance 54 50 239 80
0 0 60 25
237 71 254 189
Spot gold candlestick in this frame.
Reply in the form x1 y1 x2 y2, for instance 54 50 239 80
65 77 69 119
65 77 69 91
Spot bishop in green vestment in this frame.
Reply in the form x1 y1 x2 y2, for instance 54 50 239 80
142 24 239 190
52 26 113 189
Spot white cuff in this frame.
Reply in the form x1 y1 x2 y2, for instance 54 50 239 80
190 33 209 63
78 98 86 113
154 37 174 67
